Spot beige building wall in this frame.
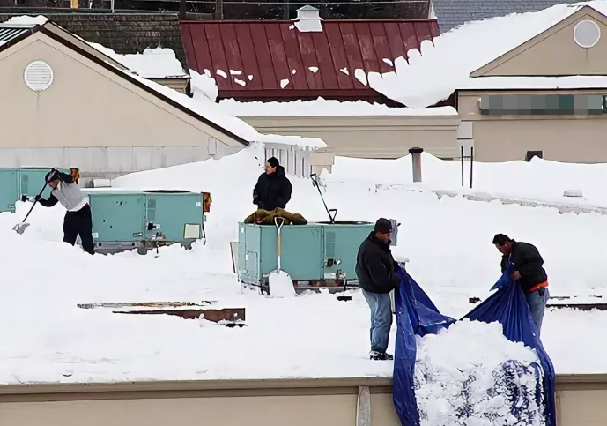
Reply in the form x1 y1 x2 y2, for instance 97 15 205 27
0 32 243 174
473 7 607 77
239 115 461 160
0 384 603 426
458 91 607 162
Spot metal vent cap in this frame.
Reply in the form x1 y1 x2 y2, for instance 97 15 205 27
24 60 54 92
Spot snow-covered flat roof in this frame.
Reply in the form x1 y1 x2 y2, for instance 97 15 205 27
87 42 188 79
458 76 607 91
218 99 458 117
1 15 47 27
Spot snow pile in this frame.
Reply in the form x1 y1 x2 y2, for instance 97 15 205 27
218 98 457 117
415 320 545 426
87 43 187 78
2 15 48 27
364 2 606 107
323 152 607 205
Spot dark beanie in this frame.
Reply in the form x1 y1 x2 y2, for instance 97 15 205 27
374 218 393 234
268 157 279 168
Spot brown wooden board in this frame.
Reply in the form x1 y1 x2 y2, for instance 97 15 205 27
77 301 215 310
546 303 607 311
113 308 246 323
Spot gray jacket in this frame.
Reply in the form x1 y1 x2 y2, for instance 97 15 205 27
39 181 87 212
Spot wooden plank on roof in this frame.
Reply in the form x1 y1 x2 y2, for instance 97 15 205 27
398 22 420 53
219 23 247 88
205 24 233 89
249 23 278 90
279 24 309 90
311 30 339 90
383 22 408 60
324 23 353 90
265 23 292 91
296 32 322 90
233 24 263 90
353 22 381 75
339 22 367 89
369 23 393 74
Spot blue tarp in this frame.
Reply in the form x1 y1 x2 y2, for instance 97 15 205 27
392 266 456 425
392 264 557 426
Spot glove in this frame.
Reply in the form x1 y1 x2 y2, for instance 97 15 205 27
34 195 41 202
253 196 263 209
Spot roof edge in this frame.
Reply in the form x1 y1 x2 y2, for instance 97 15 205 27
180 18 439 24
0 22 249 146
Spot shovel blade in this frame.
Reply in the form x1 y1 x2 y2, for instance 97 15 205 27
13 222 30 235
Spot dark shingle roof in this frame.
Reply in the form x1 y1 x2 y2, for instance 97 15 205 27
0 26 31 43
433 0 581 33
0 12 187 69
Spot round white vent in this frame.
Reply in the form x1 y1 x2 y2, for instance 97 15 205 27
574 20 601 49
24 61 54 92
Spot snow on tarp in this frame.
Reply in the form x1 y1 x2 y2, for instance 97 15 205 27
365 2 607 107
393 265 555 426
465 262 557 426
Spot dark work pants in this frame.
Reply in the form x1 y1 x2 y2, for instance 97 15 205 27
63 204 94 255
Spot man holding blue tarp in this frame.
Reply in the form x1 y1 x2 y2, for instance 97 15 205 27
492 234 550 335
356 218 401 361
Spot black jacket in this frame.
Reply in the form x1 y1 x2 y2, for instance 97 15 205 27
500 241 548 293
355 233 401 294
253 166 292 211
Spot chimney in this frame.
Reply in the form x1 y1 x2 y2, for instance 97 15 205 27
294 5 322 33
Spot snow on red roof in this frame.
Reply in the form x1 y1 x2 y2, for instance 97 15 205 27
180 19 439 102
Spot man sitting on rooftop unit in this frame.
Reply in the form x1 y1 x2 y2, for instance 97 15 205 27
35 169 94 255
253 156 292 212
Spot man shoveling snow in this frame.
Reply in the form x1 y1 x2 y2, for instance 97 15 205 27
35 169 95 255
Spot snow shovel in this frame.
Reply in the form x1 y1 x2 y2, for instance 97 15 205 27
310 174 337 224
13 181 49 235
268 217 295 297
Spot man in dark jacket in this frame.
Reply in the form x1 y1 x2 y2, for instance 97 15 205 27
493 234 550 335
253 157 292 211
36 169 94 255
356 218 401 361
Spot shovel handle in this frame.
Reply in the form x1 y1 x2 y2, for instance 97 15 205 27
21 181 49 223
274 217 285 269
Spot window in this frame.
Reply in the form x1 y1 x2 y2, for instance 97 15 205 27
480 94 604 116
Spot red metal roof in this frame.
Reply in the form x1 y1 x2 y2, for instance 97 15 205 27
180 19 439 102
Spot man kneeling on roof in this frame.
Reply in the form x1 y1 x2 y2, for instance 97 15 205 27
492 234 550 335
36 169 94 255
